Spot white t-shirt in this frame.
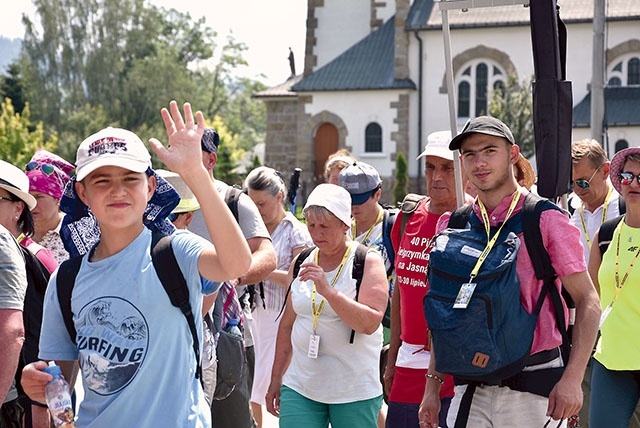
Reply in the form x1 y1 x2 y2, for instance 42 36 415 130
39 228 214 427
569 190 622 263
283 242 383 404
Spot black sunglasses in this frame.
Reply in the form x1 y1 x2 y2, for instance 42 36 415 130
618 172 640 186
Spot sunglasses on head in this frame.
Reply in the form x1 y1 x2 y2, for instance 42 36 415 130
572 164 602 189
618 171 640 186
26 161 56 176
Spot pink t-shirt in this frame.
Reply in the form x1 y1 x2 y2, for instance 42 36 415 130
436 189 586 354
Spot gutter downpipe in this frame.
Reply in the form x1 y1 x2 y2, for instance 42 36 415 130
414 29 424 193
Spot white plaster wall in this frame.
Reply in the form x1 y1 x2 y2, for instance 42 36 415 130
314 0 372 70
304 91 404 177
376 1 396 23
572 127 640 156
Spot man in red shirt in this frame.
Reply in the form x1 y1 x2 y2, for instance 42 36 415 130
383 130 460 428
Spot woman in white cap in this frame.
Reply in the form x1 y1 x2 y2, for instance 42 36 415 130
265 183 388 428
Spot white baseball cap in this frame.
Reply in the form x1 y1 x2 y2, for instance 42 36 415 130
417 130 453 161
75 127 152 181
304 183 352 227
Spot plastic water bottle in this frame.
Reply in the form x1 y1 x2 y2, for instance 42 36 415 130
44 361 76 428
224 318 242 337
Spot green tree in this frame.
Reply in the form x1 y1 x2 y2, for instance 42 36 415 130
488 74 534 158
394 152 409 205
20 0 215 136
209 116 245 185
0 98 57 166
0 61 26 115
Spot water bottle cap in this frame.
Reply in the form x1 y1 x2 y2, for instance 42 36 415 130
43 361 62 378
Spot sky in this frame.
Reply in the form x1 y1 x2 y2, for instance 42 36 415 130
0 0 307 87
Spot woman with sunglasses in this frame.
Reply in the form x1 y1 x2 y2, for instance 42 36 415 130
588 147 640 427
0 159 57 428
25 149 75 264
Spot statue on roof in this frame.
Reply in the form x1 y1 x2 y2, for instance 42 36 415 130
288 47 296 79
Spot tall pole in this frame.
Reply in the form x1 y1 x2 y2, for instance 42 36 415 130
441 9 465 208
591 0 605 146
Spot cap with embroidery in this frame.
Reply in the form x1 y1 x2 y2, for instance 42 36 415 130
75 127 151 181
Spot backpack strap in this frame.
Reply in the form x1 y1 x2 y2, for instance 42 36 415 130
277 246 316 321
225 186 243 222
521 193 570 359
348 244 368 344
381 208 398 277
292 246 316 278
56 256 84 344
399 194 427 237
150 232 203 386
447 204 474 229
618 196 626 216
598 215 624 257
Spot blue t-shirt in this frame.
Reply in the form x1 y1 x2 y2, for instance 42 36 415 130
39 228 215 428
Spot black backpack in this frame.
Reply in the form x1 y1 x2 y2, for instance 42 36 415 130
56 232 204 387
597 215 625 256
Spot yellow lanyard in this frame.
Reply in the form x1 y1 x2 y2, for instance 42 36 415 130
579 186 613 249
469 189 522 281
611 217 640 306
311 245 353 332
351 209 383 244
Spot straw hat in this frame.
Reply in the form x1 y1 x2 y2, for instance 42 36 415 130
156 170 200 213
515 154 536 190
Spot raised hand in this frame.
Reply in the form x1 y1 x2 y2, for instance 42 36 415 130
149 100 205 176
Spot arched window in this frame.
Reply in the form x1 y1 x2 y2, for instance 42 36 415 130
456 60 505 119
607 55 640 86
365 122 382 153
629 58 640 85
615 139 629 153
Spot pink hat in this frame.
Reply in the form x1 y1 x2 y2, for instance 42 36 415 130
25 149 75 200
610 147 640 194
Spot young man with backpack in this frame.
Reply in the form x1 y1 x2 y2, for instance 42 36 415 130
418 116 601 428
382 131 465 428
192 128 276 428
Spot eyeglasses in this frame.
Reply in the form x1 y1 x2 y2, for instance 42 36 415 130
572 164 602 189
542 417 564 428
168 212 179 222
0 196 17 203
618 172 640 186
26 161 56 176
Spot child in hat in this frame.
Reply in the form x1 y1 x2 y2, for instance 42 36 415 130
21 102 251 428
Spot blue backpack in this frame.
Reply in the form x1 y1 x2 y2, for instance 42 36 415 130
424 194 563 384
